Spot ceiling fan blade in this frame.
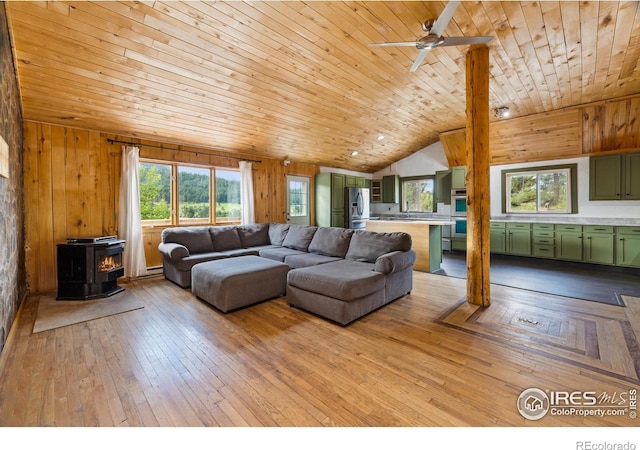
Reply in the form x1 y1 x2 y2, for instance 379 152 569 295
369 42 418 47
439 36 494 47
430 0 460 37
410 48 431 72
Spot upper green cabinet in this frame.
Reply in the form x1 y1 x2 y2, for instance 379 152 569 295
345 175 367 188
451 166 467 189
382 175 400 203
590 152 640 200
435 170 452 204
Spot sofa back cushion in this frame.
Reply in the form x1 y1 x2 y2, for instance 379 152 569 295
209 226 242 251
308 227 354 257
161 227 214 254
268 223 290 246
345 230 412 263
282 225 318 251
237 223 270 247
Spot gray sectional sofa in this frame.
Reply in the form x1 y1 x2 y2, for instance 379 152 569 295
158 223 416 325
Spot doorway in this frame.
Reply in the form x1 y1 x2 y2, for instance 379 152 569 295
286 175 310 226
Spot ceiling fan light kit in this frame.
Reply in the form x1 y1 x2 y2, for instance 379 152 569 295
368 0 493 72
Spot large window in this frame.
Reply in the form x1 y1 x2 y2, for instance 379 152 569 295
139 160 241 225
502 164 577 214
401 176 435 212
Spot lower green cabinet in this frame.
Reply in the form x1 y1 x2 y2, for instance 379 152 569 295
556 225 583 261
506 223 531 256
488 221 637 268
583 226 615 265
490 222 530 256
490 222 506 253
616 227 640 268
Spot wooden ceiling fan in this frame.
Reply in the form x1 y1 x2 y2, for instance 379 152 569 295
369 1 493 72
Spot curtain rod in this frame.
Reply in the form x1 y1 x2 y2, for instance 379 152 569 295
106 138 262 163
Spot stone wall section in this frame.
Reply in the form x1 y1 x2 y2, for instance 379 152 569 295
0 3 26 354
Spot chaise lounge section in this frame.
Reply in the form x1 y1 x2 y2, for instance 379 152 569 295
158 223 416 324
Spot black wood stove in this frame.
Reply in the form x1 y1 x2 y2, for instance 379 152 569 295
56 236 126 300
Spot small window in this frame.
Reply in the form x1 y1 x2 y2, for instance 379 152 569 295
401 177 435 212
215 169 241 223
139 162 172 224
503 164 577 214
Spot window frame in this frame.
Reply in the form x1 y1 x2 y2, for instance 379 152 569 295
139 158 241 227
400 175 436 213
501 163 578 214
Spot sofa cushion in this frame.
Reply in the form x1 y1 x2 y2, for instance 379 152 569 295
176 252 229 271
284 253 341 270
282 225 318 251
237 223 270 247
287 260 384 301
162 227 214 254
259 246 307 262
345 230 412 263
210 226 242 251
308 227 353 258
268 223 290 245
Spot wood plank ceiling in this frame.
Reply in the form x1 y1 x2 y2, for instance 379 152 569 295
6 1 640 172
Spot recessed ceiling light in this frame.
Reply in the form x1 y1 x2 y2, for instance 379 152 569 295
494 106 510 119
351 151 359 156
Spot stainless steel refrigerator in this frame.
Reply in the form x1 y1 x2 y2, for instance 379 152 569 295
344 187 370 229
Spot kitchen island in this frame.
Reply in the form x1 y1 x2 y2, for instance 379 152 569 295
365 219 451 272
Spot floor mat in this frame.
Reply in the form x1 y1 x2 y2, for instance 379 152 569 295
33 290 144 333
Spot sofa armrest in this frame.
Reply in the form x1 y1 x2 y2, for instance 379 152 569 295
158 242 190 260
374 250 417 274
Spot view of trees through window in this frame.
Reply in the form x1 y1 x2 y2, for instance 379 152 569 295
140 162 171 221
139 161 241 224
507 169 570 213
402 178 435 212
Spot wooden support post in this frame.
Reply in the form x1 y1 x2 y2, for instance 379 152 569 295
465 45 491 307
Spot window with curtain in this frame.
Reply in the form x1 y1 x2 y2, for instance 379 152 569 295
139 160 241 225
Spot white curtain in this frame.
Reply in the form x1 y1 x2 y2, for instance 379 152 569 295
118 145 148 278
239 160 255 225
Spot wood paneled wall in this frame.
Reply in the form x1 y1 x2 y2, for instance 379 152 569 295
23 121 319 293
440 94 640 167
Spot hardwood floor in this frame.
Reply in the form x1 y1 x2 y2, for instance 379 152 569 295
0 272 638 427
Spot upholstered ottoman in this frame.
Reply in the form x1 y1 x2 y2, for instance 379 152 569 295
191 255 290 312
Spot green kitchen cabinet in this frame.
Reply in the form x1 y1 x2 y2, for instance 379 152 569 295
490 222 531 255
616 226 640 268
532 223 555 259
451 166 467 190
556 224 583 261
490 222 507 253
345 175 367 188
590 152 640 200
315 173 346 227
382 175 400 203
451 237 467 251
506 222 532 256
582 225 615 265
435 170 452 204
625 153 640 200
